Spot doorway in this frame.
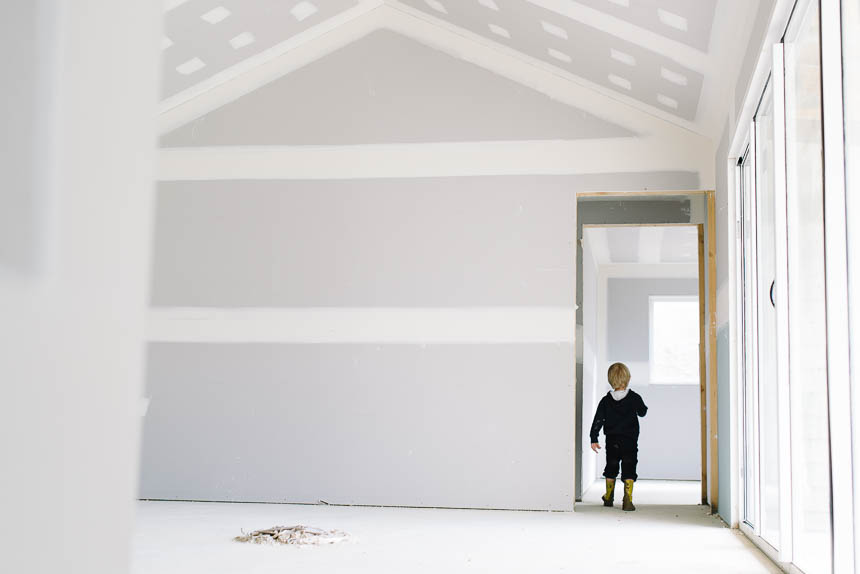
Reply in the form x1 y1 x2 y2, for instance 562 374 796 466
579 223 708 506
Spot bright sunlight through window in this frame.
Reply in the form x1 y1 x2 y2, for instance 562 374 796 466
649 296 700 384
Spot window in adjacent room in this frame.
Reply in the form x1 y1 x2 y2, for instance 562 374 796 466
649 296 700 384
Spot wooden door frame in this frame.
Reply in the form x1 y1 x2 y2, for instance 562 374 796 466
576 191 718 510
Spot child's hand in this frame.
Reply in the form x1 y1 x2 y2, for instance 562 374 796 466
591 443 601 453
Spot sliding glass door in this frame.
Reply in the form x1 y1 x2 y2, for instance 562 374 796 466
782 2 832 571
735 1 836 570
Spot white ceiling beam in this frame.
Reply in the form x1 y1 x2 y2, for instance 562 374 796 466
525 0 709 73
157 136 712 180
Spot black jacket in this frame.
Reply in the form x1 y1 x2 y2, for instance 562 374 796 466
589 390 648 443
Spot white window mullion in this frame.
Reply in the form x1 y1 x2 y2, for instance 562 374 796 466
732 152 745 530
749 118 764 538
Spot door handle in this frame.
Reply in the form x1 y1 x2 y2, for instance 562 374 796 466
770 280 776 307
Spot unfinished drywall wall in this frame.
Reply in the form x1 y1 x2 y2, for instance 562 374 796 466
149 6 716 509
150 177 578 307
141 342 574 509
143 173 702 510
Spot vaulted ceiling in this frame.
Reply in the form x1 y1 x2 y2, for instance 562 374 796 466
160 0 759 139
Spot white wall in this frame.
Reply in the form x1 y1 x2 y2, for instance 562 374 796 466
580 234 600 491
0 2 159 573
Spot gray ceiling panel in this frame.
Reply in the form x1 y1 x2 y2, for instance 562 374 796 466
398 0 705 120
574 0 717 51
162 0 359 99
161 30 632 146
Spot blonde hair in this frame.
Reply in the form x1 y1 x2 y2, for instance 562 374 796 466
607 362 631 390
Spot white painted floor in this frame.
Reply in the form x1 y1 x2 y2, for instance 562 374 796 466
133 481 779 574
581 478 703 505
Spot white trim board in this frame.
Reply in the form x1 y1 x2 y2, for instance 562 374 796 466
157 138 712 181
148 307 578 344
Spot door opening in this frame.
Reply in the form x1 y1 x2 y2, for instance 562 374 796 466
578 221 710 507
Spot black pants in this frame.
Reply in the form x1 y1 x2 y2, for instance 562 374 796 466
603 435 638 481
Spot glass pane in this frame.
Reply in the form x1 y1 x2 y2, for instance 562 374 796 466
783 2 832 572
754 86 781 548
844 0 860 551
650 298 699 384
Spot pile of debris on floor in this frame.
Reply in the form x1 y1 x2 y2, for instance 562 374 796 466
234 525 350 546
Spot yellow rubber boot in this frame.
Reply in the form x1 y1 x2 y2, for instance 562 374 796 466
602 478 616 507
622 479 635 511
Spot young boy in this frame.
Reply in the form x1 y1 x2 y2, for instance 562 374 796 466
590 362 648 511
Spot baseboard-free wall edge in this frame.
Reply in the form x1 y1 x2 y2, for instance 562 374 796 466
137 498 573 513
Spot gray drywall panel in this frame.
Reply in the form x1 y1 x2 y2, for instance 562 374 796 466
717 325 732 522
606 277 699 361
151 174 695 308
161 30 631 146
635 384 702 480
140 342 575 510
